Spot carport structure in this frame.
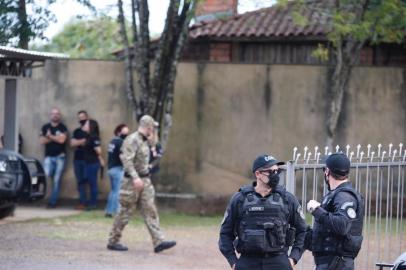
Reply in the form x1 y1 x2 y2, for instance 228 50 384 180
0 46 68 152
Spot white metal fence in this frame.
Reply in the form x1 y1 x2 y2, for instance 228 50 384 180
281 144 406 269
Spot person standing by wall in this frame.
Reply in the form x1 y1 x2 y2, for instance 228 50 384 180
105 124 129 218
70 110 89 210
39 107 68 208
82 119 105 210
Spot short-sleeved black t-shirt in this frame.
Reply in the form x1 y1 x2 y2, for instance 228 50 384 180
83 136 101 164
107 136 124 169
40 123 68 157
72 128 87 161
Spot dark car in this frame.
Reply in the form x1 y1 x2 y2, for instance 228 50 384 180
0 150 46 219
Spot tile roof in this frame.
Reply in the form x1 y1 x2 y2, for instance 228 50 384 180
189 0 333 40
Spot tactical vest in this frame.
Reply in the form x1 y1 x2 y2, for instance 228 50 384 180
312 186 364 258
235 186 294 254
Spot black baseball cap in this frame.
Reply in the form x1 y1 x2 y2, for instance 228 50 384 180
252 154 285 173
325 153 350 176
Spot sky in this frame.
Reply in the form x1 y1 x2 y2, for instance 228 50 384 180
42 0 273 40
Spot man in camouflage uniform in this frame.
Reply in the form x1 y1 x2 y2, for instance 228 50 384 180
107 115 176 253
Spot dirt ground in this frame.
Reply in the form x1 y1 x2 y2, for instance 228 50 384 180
0 211 228 270
0 207 404 270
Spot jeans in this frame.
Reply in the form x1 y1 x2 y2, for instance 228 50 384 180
73 160 87 205
84 162 100 207
105 166 123 215
44 155 66 206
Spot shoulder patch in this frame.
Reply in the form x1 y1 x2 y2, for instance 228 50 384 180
340 201 354 210
346 207 357 219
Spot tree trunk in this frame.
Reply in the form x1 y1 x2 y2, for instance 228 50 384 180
118 0 195 147
160 12 191 149
326 37 365 149
325 0 368 149
137 0 151 114
117 0 139 117
17 0 28 49
152 1 194 124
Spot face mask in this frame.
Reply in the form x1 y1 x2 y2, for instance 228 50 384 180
267 173 280 189
120 134 128 140
79 120 87 126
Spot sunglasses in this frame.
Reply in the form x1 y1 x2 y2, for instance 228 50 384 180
258 168 282 175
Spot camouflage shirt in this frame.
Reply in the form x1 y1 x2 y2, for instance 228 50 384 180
120 131 150 180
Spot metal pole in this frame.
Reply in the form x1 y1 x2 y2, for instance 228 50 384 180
364 163 370 270
285 160 295 194
375 161 381 263
3 79 18 152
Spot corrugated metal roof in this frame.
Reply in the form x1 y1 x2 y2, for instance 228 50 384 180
189 0 333 40
0 46 69 60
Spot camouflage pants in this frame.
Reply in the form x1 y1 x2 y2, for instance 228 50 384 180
108 177 164 247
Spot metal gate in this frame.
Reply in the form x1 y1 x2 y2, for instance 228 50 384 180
281 144 406 269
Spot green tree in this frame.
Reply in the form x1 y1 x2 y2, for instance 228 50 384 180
0 0 94 49
40 16 124 59
283 0 406 147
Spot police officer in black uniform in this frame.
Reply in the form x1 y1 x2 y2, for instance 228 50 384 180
306 153 364 270
219 154 307 270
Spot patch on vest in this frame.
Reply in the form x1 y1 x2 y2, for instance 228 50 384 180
249 206 265 212
340 201 354 210
347 207 357 219
297 205 305 219
221 210 229 225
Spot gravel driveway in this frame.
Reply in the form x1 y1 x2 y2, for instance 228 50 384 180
0 208 228 270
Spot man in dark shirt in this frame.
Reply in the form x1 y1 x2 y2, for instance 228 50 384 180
219 154 306 270
40 107 68 208
70 110 89 209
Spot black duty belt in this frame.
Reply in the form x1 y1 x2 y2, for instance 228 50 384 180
241 252 285 258
124 172 150 178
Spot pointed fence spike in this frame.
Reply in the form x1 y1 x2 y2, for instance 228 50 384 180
303 146 308 160
378 143 382 157
316 152 321 163
389 143 393 157
392 150 397 161
381 151 386 162
295 153 301 163
293 147 298 161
